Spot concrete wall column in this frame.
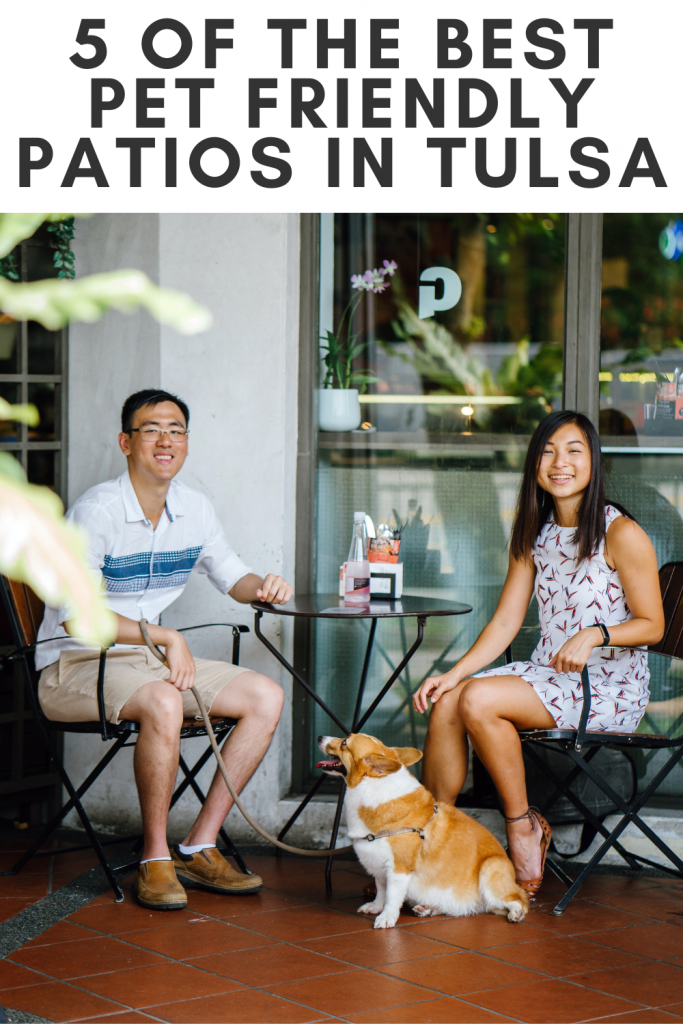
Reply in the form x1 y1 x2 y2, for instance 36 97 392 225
61 212 338 846
67 214 161 504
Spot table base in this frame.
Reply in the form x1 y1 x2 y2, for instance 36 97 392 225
254 610 426 894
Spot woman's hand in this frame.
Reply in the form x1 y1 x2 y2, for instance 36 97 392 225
413 672 461 713
160 630 196 691
548 626 603 675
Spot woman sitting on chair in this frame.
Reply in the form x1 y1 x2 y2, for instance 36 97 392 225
413 410 664 896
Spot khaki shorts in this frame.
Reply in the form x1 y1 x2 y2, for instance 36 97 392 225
39 647 250 725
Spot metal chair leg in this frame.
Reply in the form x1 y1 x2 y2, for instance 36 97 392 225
176 752 250 874
544 854 574 888
170 746 216 809
219 828 251 875
565 746 683 874
550 744 683 914
5 730 128 893
524 742 641 871
35 730 125 901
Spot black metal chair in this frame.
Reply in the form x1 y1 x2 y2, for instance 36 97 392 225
0 574 251 901
505 561 683 915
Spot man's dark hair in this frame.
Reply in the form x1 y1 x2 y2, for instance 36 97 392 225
121 390 190 434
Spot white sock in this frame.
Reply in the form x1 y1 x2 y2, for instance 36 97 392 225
178 843 216 855
140 856 172 864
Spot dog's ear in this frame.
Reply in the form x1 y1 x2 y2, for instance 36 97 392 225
362 753 402 777
395 746 423 767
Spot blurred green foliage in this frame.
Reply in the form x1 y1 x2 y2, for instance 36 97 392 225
0 213 212 644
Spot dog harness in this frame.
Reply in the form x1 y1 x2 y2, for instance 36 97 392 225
351 805 438 843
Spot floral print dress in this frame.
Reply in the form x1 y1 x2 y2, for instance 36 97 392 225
475 505 649 732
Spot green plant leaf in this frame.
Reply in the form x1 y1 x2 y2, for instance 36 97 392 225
0 451 26 483
349 373 382 383
0 269 212 334
0 252 19 281
0 214 51 258
0 396 39 426
0 466 116 646
0 213 89 259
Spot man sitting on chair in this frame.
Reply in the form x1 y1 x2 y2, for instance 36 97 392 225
35 389 292 911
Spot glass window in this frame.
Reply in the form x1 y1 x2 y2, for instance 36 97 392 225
0 383 19 439
0 226 69 827
600 214 683 440
301 213 566 791
27 450 56 490
299 212 683 808
604 451 683 805
0 228 67 498
28 322 62 375
27 383 58 441
323 213 565 438
0 316 19 374
598 215 683 803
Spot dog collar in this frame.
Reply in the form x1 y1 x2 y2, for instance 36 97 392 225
350 805 438 843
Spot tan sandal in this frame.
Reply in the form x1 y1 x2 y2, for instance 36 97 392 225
505 807 551 899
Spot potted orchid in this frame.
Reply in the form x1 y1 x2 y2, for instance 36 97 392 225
318 259 397 432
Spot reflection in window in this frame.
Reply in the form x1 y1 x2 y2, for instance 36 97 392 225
600 214 683 438
327 214 565 436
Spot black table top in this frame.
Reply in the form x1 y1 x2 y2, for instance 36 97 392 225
251 593 472 619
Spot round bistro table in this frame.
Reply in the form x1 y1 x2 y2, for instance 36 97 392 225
251 593 472 892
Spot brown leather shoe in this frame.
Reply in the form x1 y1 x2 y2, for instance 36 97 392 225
171 845 262 894
133 860 187 910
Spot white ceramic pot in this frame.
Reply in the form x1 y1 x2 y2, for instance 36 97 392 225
318 388 361 432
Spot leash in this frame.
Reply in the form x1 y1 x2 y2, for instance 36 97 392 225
138 620 353 857
350 805 439 843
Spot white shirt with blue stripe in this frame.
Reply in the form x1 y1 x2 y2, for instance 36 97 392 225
35 470 252 670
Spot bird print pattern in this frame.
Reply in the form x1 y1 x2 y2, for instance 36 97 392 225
475 505 649 732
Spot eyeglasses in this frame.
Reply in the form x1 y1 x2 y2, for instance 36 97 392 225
130 428 189 442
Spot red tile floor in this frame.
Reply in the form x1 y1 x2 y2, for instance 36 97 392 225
0 833 101 923
2 843 683 1023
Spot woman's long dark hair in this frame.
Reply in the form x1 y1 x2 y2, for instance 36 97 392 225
510 410 629 564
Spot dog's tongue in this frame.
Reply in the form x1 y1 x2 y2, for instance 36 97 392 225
316 759 341 769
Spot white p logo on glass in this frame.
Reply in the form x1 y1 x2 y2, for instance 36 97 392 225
418 267 462 320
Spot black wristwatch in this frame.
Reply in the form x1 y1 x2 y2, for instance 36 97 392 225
596 622 611 647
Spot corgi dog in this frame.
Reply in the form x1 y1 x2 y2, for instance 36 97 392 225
317 732 529 930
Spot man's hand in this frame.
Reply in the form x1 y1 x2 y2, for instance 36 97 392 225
109 614 196 691
229 572 293 605
548 627 603 675
158 629 196 691
257 573 293 605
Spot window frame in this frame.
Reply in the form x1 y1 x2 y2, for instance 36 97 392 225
0 237 69 502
